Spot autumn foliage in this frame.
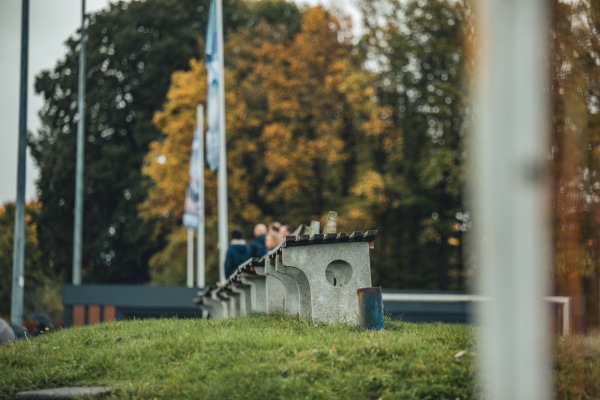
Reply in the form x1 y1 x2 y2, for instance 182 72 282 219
140 6 391 283
140 2 468 287
24 0 475 292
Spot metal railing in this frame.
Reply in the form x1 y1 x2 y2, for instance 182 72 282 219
382 293 570 335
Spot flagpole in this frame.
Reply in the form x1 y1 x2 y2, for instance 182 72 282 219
72 0 86 285
197 105 205 288
11 0 29 327
187 229 193 287
215 0 228 283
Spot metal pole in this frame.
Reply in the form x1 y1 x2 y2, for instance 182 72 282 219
216 0 228 283
197 105 206 288
562 297 570 336
72 0 86 285
11 0 29 327
187 229 194 287
472 0 550 398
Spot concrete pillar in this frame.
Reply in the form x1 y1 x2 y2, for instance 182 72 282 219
241 273 267 313
281 241 372 324
265 256 298 315
275 256 312 319
231 281 252 316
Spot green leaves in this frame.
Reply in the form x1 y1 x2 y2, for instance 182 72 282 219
357 0 470 290
141 0 471 289
31 0 247 284
0 202 62 319
31 0 472 291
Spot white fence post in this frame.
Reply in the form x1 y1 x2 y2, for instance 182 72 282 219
471 0 551 398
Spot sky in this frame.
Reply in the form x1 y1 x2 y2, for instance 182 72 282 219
0 0 112 205
0 0 359 205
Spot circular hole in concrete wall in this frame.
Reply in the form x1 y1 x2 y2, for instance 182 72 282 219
325 260 353 287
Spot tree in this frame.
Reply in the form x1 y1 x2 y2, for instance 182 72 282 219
550 0 600 331
31 0 473 292
358 0 471 290
140 4 390 283
0 202 61 319
30 0 250 284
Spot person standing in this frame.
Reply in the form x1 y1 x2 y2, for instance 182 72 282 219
265 230 282 251
279 224 292 237
224 228 251 278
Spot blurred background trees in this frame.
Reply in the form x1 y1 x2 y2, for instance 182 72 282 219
3 0 597 330
0 202 62 320
550 0 600 331
358 0 471 289
23 0 472 290
29 0 250 284
140 0 471 288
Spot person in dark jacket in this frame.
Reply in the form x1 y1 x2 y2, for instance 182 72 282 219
249 223 267 258
224 228 251 278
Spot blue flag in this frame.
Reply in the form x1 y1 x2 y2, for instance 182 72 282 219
205 0 219 171
183 125 202 230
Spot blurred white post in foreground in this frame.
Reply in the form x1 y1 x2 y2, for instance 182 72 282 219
471 0 551 399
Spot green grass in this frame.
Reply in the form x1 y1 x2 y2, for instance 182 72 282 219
2 314 598 399
0 315 477 399
554 334 600 399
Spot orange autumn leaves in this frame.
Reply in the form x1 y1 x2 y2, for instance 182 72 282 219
141 6 395 237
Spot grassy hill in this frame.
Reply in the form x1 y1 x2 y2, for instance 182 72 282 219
0 314 598 399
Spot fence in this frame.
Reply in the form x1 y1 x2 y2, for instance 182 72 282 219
382 293 570 335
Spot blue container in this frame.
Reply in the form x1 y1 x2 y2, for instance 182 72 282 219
357 287 384 330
